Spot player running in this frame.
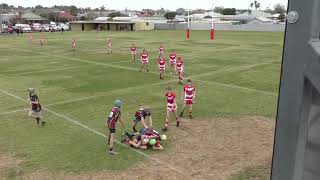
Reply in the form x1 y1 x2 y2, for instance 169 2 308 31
169 50 177 74
162 86 180 132
176 56 184 85
180 79 196 119
107 38 112 54
158 55 166 80
27 88 45 126
132 107 152 133
39 34 44 46
107 99 125 155
159 45 164 56
140 49 149 72
130 43 137 62
71 37 76 50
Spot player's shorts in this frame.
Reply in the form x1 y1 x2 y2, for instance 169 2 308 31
142 60 149 64
131 51 136 55
167 105 177 112
109 128 116 133
159 67 165 71
177 69 183 73
28 110 42 118
184 99 194 105
170 60 176 64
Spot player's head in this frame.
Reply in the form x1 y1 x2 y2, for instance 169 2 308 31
187 79 192 84
27 88 35 95
143 49 146 53
166 85 172 92
114 99 122 108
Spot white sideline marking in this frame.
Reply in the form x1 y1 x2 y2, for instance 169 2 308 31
196 79 277 96
0 88 184 174
45 95 97 107
0 109 26 115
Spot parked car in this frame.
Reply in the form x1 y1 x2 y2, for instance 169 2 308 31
15 24 32 32
51 24 61 31
39 24 50 32
32 23 42 31
59 24 69 31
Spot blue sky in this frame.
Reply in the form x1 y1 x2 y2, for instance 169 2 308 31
2 0 288 10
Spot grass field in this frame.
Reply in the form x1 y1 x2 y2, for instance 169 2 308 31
0 30 283 179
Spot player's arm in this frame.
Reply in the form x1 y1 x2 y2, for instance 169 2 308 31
118 117 125 129
149 116 153 127
141 117 148 128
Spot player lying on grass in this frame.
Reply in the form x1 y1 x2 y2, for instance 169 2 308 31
27 88 45 126
140 49 149 72
176 56 184 85
158 55 166 80
130 43 137 62
162 86 180 132
132 107 152 133
180 79 196 119
122 127 166 150
106 99 125 155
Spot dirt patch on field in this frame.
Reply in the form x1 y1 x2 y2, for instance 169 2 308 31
5 116 275 180
0 153 23 170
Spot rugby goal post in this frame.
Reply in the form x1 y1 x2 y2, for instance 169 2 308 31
271 0 320 180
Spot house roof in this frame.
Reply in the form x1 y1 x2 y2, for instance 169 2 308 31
112 16 137 21
253 16 273 22
70 21 135 24
239 10 273 18
95 17 110 21
21 12 45 21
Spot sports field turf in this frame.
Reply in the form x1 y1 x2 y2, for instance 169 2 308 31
0 30 283 179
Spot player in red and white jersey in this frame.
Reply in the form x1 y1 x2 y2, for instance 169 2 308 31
140 49 149 72
162 86 180 132
159 45 164 56
158 55 166 80
169 50 177 74
39 34 44 46
107 38 112 54
71 37 76 50
176 56 184 85
180 79 196 119
130 43 137 62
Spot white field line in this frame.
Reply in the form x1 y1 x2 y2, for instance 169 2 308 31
10 66 86 76
0 109 26 115
0 88 184 174
195 79 278 97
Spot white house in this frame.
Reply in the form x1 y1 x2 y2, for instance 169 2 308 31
247 16 273 24
239 10 273 18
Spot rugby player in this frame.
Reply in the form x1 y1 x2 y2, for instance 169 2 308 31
27 88 45 126
180 79 196 119
132 107 152 133
162 86 180 132
107 99 125 155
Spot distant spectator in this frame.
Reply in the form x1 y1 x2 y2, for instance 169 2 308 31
20 27 23 36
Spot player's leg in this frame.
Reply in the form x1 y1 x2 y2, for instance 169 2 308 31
140 63 144 72
108 129 117 155
174 109 180 127
162 110 170 132
188 104 193 119
170 64 174 74
146 63 149 72
132 121 138 133
178 71 183 85
180 103 186 117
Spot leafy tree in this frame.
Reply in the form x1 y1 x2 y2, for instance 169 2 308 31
176 8 185 15
214 6 224 14
108 11 128 18
278 13 286 22
221 8 236 15
69 5 78 16
274 3 286 14
79 16 88 21
164 11 176 19
35 5 43 9
254 0 261 9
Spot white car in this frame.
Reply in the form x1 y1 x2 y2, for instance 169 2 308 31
51 25 61 31
15 24 32 32
59 24 69 31
32 23 42 31
40 24 50 32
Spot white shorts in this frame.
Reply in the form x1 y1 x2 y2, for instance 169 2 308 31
28 110 42 118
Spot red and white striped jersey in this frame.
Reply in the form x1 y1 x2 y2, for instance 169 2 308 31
141 52 149 62
183 84 196 100
158 58 166 69
169 52 177 63
176 58 184 71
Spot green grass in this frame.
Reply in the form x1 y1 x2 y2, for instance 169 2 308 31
0 30 283 177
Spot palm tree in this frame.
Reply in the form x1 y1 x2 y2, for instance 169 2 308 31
250 3 254 9
254 1 261 9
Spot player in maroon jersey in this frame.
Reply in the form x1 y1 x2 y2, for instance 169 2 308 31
158 55 166 80
140 49 149 72
180 79 196 119
27 88 45 126
162 86 180 132
169 50 177 74
130 43 137 62
176 56 184 85
107 99 125 155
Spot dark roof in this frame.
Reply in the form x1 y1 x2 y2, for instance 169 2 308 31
21 12 45 21
70 21 135 24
